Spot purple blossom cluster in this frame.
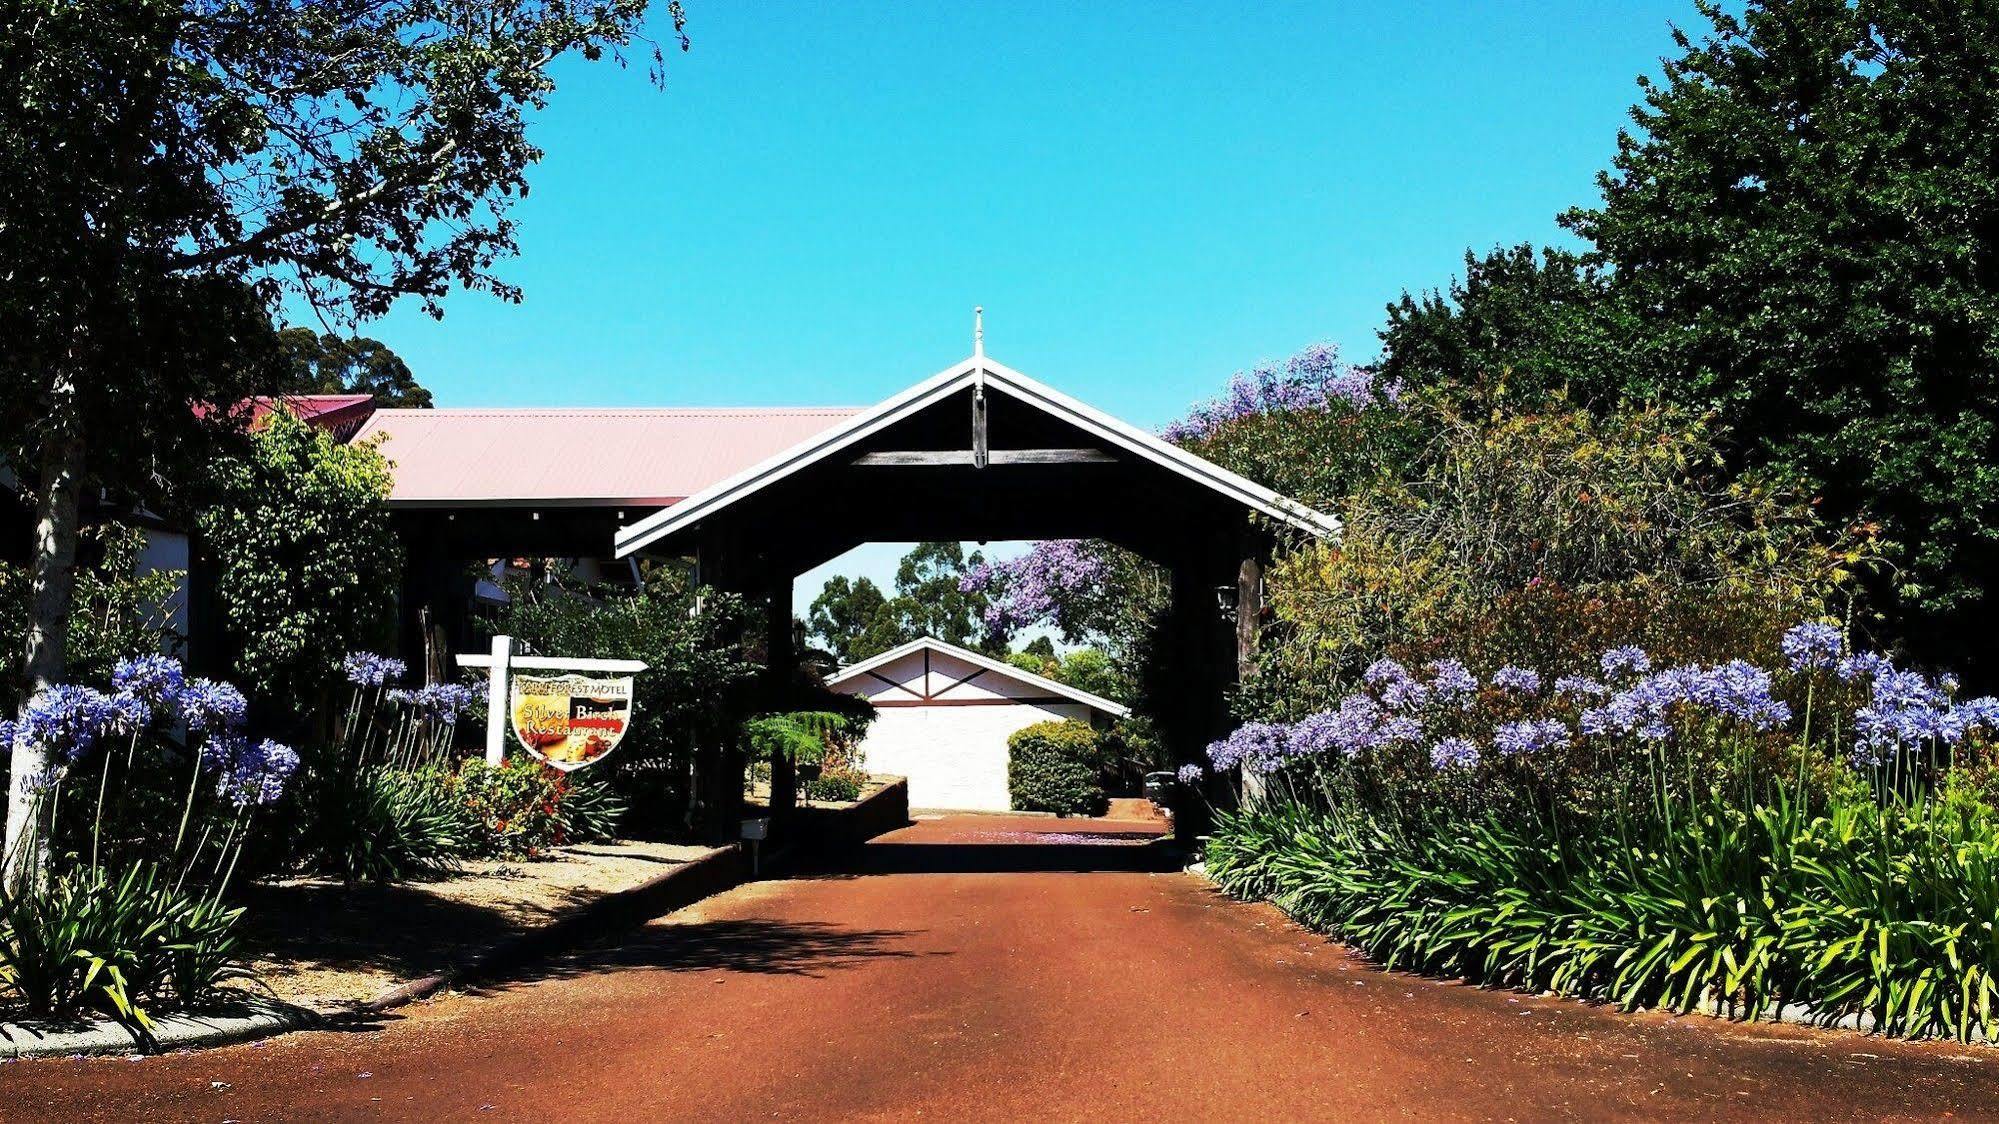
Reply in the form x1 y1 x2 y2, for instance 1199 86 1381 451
1843 655 1999 766
1578 661 1791 740
8 658 295 806
1553 675 1610 699
960 540 1110 637
1493 719 1569 756
1426 659 1477 706
389 682 478 723
215 738 301 808
1600 646 1652 679
1364 659 1429 710
343 651 408 688
16 685 118 764
1176 763 1204 785
1206 721 1294 774
1430 737 1479 770
112 654 185 708
1160 343 1401 444
1781 621 1843 672
179 679 249 733
1205 625 1999 786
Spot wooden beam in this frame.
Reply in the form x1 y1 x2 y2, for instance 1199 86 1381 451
972 386 990 469
853 448 1117 466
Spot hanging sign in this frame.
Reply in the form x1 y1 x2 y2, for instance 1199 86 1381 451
509 674 635 771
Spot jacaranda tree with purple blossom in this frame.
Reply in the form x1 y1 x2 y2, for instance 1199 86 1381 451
1161 342 1421 511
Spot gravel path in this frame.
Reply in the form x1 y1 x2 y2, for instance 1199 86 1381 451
6 814 1999 1121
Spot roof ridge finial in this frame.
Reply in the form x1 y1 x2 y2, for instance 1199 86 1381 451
973 306 985 360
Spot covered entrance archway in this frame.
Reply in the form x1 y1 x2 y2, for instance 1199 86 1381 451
613 340 1338 842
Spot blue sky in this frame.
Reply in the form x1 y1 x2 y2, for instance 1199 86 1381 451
333 2 1690 616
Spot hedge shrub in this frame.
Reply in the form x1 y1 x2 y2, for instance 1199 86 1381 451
1007 720 1106 815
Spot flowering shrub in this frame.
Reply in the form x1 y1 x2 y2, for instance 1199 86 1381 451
1249 400 1859 717
1200 624 1999 1042
1 657 293 1031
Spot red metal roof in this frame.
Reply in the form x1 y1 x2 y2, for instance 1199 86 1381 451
349 407 862 507
195 394 379 439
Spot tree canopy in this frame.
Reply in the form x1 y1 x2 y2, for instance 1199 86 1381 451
1367 0 1999 679
805 542 997 664
276 328 433 408
1 0 682 865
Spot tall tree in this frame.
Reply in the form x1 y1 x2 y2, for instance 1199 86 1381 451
1560 0 1999 677
890 540 990 650
276 328 433 408
0 0 683 871
806 575 906 665
1377 244 1639 411
805 542 998 664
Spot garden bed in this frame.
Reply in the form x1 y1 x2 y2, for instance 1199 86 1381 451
235 839 719 1012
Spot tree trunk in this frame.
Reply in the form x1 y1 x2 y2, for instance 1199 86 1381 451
4 418 87 886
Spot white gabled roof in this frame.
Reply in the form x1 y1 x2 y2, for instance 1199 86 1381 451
612 353 1341 557
825 636 1132 719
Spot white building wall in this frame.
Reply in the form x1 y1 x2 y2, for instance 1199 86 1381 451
856 699 1091 812
137 528 190 642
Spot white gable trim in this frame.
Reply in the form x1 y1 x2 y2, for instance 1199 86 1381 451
826 636 1131 719
612 354 1340 558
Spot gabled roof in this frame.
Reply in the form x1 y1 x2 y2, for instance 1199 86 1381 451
613 354 1341 557
826 636 1131 719
350 406 861 508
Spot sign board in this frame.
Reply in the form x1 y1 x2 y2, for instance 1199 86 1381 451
509 673 635 772
457 637 647 767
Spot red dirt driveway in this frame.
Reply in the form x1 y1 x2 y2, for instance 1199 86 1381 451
7 812 1999 1122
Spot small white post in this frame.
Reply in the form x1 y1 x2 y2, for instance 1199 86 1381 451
484 633 513 766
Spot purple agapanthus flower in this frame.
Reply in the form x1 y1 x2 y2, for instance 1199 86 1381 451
216 739 301 808
1692 660 1792 730
178 679 248 734
1491 666 1542 694
200 731 247 772
111 654 185 708
1836 651 1891 683
1553 675 1610 699
105 691 151 733
1781 622 1843 673
1492 718 1569 756
342 652 408 689
1207 722 1292 774
1426 659 1478 705
1364 658 1427 710
1430 737 1479 770
390 683 479 724
18 763 65 797
1954 696 1999 733
1176 763 1203 785
1600 646 1652 678
18 685 117 764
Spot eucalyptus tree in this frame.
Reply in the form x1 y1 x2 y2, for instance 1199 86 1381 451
0 0 683 871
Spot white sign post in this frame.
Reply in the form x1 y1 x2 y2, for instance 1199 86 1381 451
454 635 648 766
